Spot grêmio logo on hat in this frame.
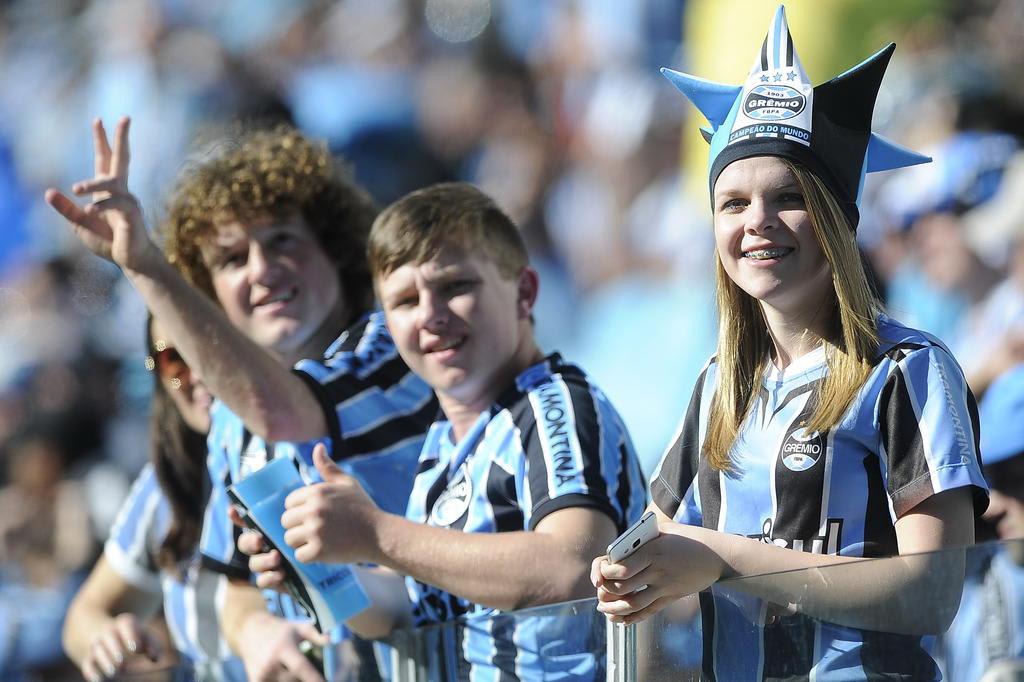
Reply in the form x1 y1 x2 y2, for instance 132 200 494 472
660 4 931 230
743 86 806 121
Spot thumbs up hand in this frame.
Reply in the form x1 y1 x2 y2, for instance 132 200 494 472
310 442 346 483
281 443 384 565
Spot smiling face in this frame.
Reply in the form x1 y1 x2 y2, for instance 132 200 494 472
201 213 345 363
713 156 833 317
377 247 538 410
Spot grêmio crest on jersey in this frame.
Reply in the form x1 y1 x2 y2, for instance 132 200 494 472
780 424 825 472
429 464 472 527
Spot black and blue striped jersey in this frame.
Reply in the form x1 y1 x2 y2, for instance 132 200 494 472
405 353 648 681
651 315 989 680
199 311 436 619
106 464 246 682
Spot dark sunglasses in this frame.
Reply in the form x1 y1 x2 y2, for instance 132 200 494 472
145 341 191 389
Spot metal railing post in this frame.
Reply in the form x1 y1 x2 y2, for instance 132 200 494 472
606 621 638 682
387 630 427 682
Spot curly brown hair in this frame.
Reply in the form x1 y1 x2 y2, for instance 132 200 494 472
161 126 378 314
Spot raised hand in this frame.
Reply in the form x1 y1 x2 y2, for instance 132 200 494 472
44 117 161 273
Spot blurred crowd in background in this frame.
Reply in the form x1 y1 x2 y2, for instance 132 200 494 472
1 0 1023 678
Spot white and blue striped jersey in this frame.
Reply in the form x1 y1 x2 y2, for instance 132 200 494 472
651 315 988 681
199 311 436 620
105 465 246 682
405 353 648 681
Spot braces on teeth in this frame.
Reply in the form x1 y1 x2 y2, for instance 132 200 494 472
745 248 791 259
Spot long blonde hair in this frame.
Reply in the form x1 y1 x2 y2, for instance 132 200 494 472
703 159 881 471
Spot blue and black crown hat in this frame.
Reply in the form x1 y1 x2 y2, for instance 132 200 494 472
662 5 931 229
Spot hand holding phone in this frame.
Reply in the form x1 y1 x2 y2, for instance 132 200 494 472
607 510 658 563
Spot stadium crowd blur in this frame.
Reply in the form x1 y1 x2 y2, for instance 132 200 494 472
1 0 1023 678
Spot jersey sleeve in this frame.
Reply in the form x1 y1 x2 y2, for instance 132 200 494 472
877 345 989 519
198 404 252 580
292 312 435 463
651 363 712 522
522 374 645 532
104 464 164 593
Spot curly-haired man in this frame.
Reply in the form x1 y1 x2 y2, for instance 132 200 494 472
46 118 435 682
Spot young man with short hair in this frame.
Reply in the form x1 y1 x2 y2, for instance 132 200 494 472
247 182 647 678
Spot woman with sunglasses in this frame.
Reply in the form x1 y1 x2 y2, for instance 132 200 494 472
62 317 244 682
593 7 989 679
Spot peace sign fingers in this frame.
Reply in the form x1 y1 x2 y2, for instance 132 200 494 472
88 117 130 194
44 116 158 272
109 116 131 190
92 118 112 179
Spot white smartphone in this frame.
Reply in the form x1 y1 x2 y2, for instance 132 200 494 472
607 510 658 563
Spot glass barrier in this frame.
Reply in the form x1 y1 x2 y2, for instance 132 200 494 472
375 597 607 681
636 539 1024 681
343 539 1024 681
324 634 388 682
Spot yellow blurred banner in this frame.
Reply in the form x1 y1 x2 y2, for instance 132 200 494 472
681 0 942 200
